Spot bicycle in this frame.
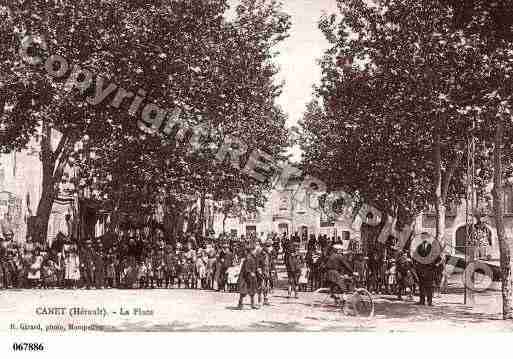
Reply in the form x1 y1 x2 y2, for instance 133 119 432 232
312 273 374 318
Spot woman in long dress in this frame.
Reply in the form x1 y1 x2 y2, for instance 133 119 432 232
64 248 80 289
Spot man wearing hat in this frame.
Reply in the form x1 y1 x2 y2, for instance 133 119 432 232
286 249 301 299
93 241 105 289
256 240 274 306
413 239 441 306
3 229 14 242
164 246 177 288
1 233 17 288
0 234 8 288
325 244 354 300
237 242 258 309
80 240 95 289
217 243 233 292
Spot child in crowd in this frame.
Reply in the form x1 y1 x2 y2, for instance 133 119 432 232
3 246 18 288
155 250 166 289
196 252 207 289
206 251 216 290
298 259 309 292
12 249 24 289
387 260 397 295
27 250 43 289
138 260 149 289
164 250 177 289
0 252 5 289
184 258 196 289
41 252 57 288
226 264 240 292
175 256 184 289
21 249 33 289
64 247 80 289
55 250 65 288
145 256 155 289
105 249 116 289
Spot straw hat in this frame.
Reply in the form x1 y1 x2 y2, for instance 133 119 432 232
333 244 344 251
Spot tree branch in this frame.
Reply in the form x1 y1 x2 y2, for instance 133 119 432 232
441 141 465 201
52 138 72 180
53 133 69 163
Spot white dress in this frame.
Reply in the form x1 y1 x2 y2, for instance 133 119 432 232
64 254 81 281
27 256 43 280
299 267 309 285
227 265 241 285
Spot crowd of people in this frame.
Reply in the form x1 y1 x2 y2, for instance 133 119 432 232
300 233 445 306
0 227 445 307
0 228 280 293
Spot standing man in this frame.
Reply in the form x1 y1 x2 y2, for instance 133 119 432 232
80 240 95 289
256 240 274 306
319 234 328 253
283 233 293 271
414 239 441 306
291 231 300 247
237 242 258 310
217 243 233 291
286 248 301 299
93 241 105 289
307 234 317 252
272 233 280 260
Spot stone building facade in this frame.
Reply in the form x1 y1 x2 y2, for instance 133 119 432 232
0 150 42 243
419 186 513 261
0 133 83 245
214 179 360 241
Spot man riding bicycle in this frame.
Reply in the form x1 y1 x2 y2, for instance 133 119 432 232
324 244 355 302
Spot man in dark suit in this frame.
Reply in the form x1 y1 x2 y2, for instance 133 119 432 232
414 239 442 306
325 244 354 299
256 241 274 306
93 241 105 289
307 234 317 252
237 243 258 310
217 243 233 291
80 240 95 289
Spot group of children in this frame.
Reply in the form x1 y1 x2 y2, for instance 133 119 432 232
0 233 268 291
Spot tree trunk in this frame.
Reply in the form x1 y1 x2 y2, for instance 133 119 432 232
199 192 206 237
434 132 463 250
35 121 55 245
107 197 121 234
434 133 446 247
35 187 54 244
492 115 513 319
35 121 70 245
163 203 174 240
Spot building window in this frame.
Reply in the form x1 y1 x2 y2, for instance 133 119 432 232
504 186 513 214
12 153 16 178
278 223 288 234
246 225 256 237
0 167 4 190
246 197 256 212
279 193 289 211
426 202 457 216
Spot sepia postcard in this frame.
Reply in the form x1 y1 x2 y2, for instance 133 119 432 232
1 0 513 356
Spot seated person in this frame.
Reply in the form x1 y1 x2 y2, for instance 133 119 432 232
325 244 354 300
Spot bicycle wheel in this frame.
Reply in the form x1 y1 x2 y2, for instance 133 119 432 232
346 288 374 318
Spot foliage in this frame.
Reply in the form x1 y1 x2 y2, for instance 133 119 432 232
300 0 513 224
